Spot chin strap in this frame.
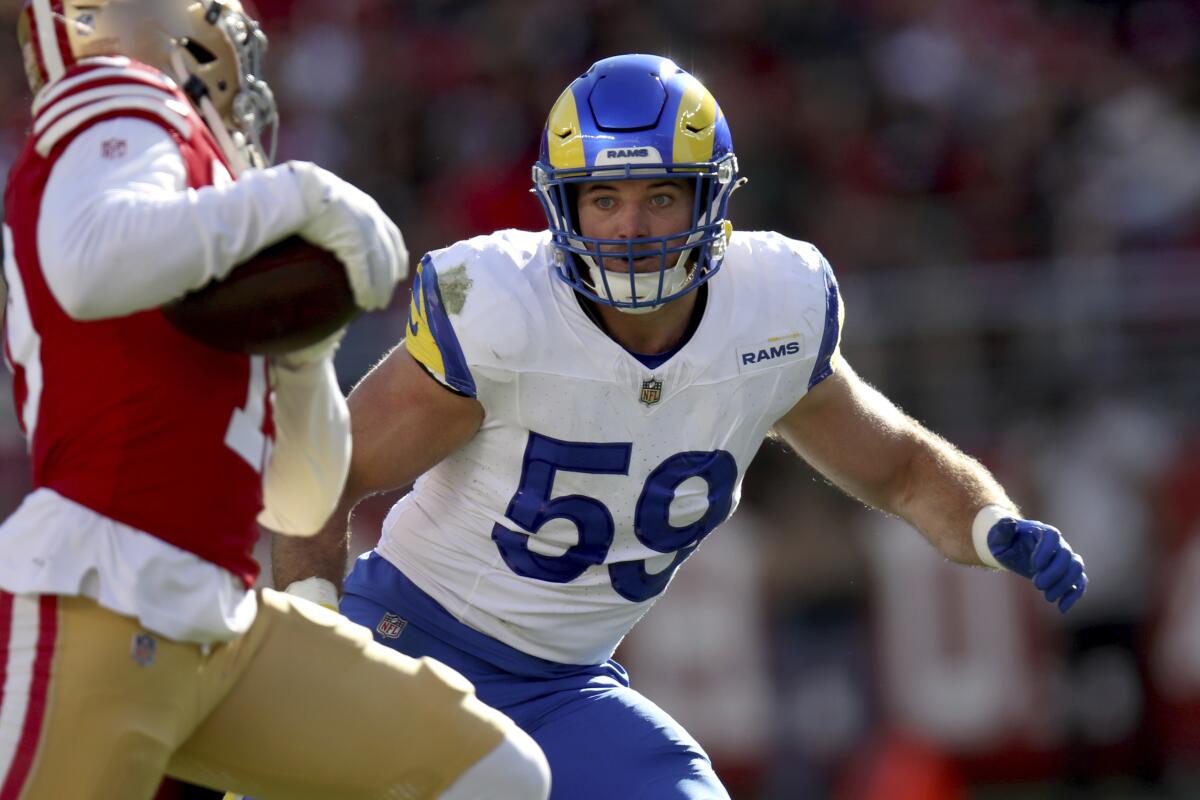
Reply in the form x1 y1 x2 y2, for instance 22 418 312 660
170 48 250 175
583 257 692 315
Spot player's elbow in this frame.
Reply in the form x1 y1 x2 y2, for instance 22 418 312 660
40 241 118 321
877 449 922 518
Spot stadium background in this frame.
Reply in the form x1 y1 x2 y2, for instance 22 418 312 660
2 0 1200 798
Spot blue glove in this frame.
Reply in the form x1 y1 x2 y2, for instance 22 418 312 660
987 518 1087 613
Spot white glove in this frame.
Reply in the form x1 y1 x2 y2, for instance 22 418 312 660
287 161 408 311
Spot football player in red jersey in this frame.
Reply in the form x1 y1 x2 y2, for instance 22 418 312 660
0 3 549 799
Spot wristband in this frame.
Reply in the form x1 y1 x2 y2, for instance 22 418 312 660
971 504 1013 571
283 576 339 611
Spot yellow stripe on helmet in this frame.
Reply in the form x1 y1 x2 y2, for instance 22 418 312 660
546 88 586 170
673 77 718 165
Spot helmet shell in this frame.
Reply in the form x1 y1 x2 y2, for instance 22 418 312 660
533 54 740 312
18 1 275 166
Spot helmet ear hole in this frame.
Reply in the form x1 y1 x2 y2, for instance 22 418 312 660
181 38 217 64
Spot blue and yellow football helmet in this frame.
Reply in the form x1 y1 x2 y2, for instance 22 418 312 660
533 54 741 314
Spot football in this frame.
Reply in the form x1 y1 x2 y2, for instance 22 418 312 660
162 236 358 356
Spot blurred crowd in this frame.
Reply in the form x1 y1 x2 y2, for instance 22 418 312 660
3 0 1200 798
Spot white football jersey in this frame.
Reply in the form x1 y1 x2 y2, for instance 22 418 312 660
380 228 843 664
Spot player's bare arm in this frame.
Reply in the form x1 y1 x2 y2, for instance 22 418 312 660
772 360 1012 566
272 345 483 593
774 359 1087 611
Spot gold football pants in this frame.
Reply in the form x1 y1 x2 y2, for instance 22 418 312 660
0 588 508 799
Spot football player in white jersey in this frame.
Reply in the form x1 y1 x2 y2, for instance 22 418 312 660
275 54 1088 799
0 2 549 799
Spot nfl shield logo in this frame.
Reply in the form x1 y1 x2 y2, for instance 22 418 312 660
376 612 407 640
131 633 157 667
639 377 663 406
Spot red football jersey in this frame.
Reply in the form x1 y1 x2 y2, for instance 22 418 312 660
2 59 272 586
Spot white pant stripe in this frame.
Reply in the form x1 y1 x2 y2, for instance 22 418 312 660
0 596 43 786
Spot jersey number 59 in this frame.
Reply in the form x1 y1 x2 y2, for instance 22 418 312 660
491 432 737 602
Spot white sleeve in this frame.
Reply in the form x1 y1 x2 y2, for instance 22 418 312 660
38 118 313 321
257 359 351 536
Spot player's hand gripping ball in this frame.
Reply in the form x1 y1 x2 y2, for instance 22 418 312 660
988 519 1088 613
163 235 358 356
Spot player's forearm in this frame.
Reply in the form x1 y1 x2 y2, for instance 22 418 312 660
777 367 1016 567
271 493 356 593
269 384 403 593
258 359 350 536
883 428 1017 566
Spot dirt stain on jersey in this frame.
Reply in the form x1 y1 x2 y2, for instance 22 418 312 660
439 264 473 315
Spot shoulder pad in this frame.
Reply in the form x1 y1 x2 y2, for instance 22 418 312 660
33 59 191 158
405 232 543 396
755 234 842 388
732 230 825 276
406 252 476 396
730 231 843 388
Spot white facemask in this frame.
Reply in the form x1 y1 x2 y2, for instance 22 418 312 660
572 228 704 315
582 252 690 315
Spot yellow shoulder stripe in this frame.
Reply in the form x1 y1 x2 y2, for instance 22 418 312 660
404 259 446 379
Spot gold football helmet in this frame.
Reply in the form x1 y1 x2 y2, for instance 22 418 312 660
18 0 277 168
